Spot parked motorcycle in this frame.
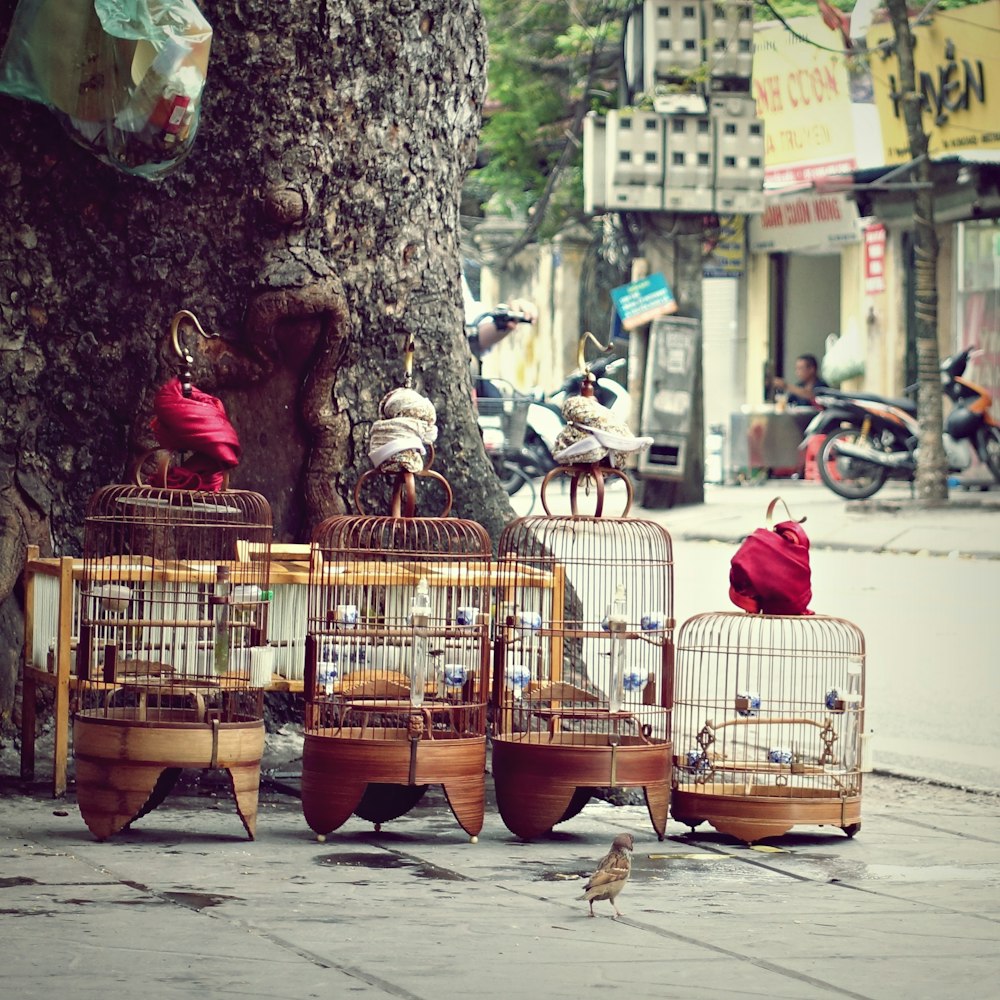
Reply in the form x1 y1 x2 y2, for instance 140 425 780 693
809 346 1000 499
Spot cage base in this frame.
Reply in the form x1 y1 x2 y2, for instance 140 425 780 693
73 714 265 841
491 733 671 840
671 785 862 844
301 728 486 838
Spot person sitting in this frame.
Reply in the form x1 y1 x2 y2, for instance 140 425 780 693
774 353 828 405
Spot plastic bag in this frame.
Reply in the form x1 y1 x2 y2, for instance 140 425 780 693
0 0 212 179
729 497 813 616
821 324 865 384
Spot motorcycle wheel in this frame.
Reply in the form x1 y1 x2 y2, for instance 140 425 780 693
977 424 1000 482
522 428 555 478
492 456 528 496
817 427 890 500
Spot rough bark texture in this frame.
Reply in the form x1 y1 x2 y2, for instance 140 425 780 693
0 0 513 731
885 0 947 503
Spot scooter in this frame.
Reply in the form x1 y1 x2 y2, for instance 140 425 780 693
810 346 1000 499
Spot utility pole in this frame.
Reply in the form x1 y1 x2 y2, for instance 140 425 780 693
883 0 948 501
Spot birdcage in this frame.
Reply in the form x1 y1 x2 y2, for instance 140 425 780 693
491 468 675 840
671 611 867 844
72 483 273 841
302 509 492 840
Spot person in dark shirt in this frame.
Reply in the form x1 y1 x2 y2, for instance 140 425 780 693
774 353 828 405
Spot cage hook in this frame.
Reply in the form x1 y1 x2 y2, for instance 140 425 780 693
169 310 216 397
575 331 613 387
402 332 415 389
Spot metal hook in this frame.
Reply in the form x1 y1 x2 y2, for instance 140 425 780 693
169 310 214 397
402 332 415 389
576 330 613 374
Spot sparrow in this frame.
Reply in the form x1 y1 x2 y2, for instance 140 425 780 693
579 832 634 918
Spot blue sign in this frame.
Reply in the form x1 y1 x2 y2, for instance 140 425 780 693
610 273 678 331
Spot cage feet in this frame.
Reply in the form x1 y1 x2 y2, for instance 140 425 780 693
442 778 485 839
494 774 582 840
301 777 368 837
76 761 178 841
227 764 263 841
643 782 671 841
842 822 861 839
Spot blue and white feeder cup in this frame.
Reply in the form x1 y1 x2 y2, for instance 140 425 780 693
517 611 542 630
736 691 760 717
641 610 665 631
825 689 847 711
317 664 339 694
508 665 531 697
335 604 358 626
686 749 710 773
768 747 793 765
456 606 478 626
623 670 646 693
443 663 466 688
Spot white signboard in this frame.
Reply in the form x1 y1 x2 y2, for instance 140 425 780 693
748 191 860 253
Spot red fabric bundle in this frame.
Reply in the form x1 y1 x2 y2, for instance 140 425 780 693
150 377 241 491
729 498 813 616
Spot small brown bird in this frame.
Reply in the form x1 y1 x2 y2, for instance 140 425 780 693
579 833 634 918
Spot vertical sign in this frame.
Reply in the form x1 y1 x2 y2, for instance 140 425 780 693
864 223 886 294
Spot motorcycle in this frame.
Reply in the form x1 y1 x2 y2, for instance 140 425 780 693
471 306 631 496
809 346 1000 500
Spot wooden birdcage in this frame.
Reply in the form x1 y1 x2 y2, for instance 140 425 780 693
73 483 273 841
671 611 866 844
302 513 492 840
491 468 675 840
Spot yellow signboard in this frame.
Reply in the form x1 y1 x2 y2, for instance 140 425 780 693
752 17 859 183
868 0 1000 163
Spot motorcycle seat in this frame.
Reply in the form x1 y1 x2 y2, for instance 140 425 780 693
816 388 917 415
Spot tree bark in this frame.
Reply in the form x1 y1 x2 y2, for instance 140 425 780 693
0 0 512 728
884 0 947 502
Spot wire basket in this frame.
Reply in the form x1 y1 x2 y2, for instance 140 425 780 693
476 395 530 452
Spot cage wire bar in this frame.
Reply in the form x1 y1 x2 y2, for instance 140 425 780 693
492 513 675 840
73 484 273 840
302 514 493 840
671 611 866 843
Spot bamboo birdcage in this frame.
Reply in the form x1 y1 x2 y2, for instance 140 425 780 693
73 483 273 841
491 470 675 840
671 611 866 844
302 512 492 839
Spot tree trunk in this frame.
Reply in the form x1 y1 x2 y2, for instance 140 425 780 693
0 0 511 729
885 0 947 503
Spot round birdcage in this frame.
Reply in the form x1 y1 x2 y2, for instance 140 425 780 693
301 513 493 840
73 483 273 841
671 611 866 843
491 513 675 840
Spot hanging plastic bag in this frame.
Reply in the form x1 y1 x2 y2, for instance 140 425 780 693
0 0 212 179
729 497 813 616
821 323 866 384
